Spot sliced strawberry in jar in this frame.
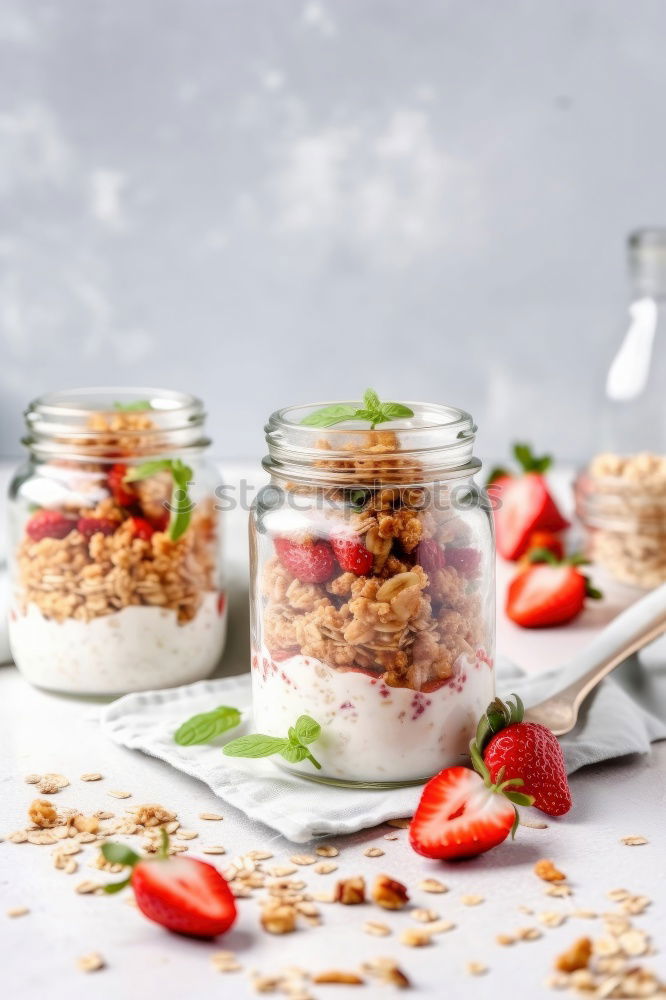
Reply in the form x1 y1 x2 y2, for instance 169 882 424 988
274 537 336 584
409 766 517 861
330 536 374 575
128 516 155 541
107 463 136 507
77 517 118 538
26 509 76 542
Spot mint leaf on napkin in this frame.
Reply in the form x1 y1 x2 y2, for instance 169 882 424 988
174 706 242 746
223 715 322 770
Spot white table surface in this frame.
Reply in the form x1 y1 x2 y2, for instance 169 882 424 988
1 465 665 999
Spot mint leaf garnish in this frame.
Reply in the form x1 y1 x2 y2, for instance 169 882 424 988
124 459 194 542
513 443 552 474
300 389 414 430
113 400 152 412
101 843 140 867
223 714 322 770
174 706 241 746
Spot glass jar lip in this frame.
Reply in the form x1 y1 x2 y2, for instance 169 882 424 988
23 386 209 460
268 400 475 436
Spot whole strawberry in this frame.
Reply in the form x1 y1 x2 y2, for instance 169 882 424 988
476 695 572 817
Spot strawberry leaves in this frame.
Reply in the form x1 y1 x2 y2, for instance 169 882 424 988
300 389 414 430
174 706 241 746
223 715 322 770
513 443 553 474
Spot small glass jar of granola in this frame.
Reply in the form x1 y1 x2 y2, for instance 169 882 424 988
8 388 226 694
575 452 666 589
249 395 495 787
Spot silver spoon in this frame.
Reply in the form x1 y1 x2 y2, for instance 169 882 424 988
523 582 666 735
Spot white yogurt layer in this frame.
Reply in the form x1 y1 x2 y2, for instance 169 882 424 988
251 649 495 784
9 592 227 695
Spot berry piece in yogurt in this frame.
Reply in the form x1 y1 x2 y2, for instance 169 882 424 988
26 509 76 542
274 536 336 584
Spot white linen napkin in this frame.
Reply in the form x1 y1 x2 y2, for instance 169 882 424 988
101 656 666 844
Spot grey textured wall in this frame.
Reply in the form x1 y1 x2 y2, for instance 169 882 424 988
1 0 663 464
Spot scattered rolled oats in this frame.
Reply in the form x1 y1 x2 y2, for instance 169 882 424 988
73 814 99 834
36 777 61 795
334 876 366 905
312 971 364 985
133 803 174 825
545 884 573 898
496 933 516 947
76 832 98 845
26 830 57 845
313 862 337 875
362 956 410 988
315 845 339 857
24 774 41 784
211 950 242 972
363 920 392 936
571 909 598 920
383 833 399 841
199 812 223 821
6 906 29 918
76 952 105 973
411 908 440 923
386 818 411 829
247 850 273 861
555 937 592 973
364 847 385 858
107 790 131 800
28 798 59 828
419 878 448 894
517 926 542 941
460 894 484 906
202 845 226 855
400 926 432 947
466 962 488 976
539 911 568 928
80 773 103 782
535 859 566 882
175 830 198 840
372 874 409 910
618 929 650 957
290 854 316 866
620 835 648 846
7 830 28 844
75 881 101 895
269 864 298 878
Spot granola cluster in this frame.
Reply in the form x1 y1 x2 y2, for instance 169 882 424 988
14 409 218 625
261 432 486 690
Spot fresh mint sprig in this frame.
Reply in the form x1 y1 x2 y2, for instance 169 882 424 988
124 459 194 542
174 706 241 746
300 389 414 430
113 400 152 412
223 715 322 770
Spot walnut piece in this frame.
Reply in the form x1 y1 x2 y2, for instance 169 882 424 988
534 858 566 882
372 874 409 910
555 937 592 973
134 804 176 828
260 903 297 934
334 876 366 905
28 798 59 828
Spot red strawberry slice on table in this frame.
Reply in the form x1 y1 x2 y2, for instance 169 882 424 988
409 766 521 861
274 536 336 584
477 695 572 816
330 536 374 575
102 833 237 938
26 509 76 542
506 563 594 628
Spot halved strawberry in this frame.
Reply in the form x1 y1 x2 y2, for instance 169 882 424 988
409 766 522 861
77 517 118 538
494 473 569 560
274 536 336 584
506 563 588 627
476 695 572 816
107 463 136 507
26 509 76 542
330 536 374 575
102 833 236 938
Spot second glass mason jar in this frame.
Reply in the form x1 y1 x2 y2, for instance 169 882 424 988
249 401 495 787
8 388 227 695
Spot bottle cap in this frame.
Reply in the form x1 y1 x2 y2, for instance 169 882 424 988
628 228 666 297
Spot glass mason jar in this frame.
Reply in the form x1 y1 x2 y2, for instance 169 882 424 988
249 401 495 787
8 387 227 695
